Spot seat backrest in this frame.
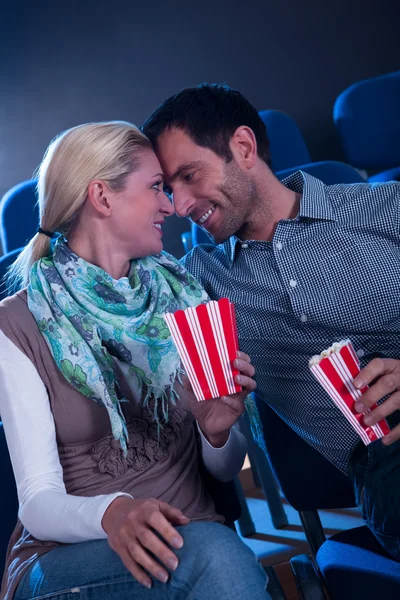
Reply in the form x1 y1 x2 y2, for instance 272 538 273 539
0 180 39 253
0 423 19 576
191 161 365 246
259 109 311 172
255 399 355 511
334 70 400 170
0 247 23 301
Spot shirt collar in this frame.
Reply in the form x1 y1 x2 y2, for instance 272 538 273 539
222 170 335 265
282 170 335 221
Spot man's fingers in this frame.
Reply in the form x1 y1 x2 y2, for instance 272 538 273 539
382 423 400 446
354 358 397 389
355 374 400 411
118 547 152 589
128 539 170 584
361 392 400 426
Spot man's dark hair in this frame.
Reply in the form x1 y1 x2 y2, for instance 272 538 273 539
142 83 272 167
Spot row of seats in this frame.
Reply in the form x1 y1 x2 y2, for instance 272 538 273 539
262 69 400 181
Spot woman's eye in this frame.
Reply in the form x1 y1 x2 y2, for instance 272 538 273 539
152 181 162 192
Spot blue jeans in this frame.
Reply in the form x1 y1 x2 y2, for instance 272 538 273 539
350 437 400 560
14 522 271 600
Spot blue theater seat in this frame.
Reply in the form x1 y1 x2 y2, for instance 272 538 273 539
0 180 38 253
317 526 400 598
256 398 400 599
334 71 400 182
258 110 311 172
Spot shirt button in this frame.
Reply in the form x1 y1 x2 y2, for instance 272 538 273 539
276 241 283 250
241 243 248 249
289 279 297 288
357 349 365 358
300 314 307 323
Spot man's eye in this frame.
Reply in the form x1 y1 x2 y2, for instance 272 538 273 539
184 173 194 183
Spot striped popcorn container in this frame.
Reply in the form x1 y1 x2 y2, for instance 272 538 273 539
164 298 242 401
309 340 390 445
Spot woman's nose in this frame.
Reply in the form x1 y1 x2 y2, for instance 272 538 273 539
160 192 175 217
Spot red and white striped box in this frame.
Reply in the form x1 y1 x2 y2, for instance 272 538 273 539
164 298 242 401
309 340 390 445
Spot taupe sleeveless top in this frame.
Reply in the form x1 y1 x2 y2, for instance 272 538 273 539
0 291 221 600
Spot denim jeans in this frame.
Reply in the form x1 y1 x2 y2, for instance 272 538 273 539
350 436 400 561
14 521 271 600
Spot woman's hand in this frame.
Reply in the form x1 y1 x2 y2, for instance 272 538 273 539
102 496 190 589
187 351 256 447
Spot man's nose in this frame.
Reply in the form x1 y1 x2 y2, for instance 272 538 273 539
173 190 196 219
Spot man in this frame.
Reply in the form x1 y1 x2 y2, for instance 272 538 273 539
142 83 400 560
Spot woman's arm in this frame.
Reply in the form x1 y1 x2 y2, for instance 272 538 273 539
197 423 247 482
0 330 131 543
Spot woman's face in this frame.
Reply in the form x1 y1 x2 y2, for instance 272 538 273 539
109 149 174 259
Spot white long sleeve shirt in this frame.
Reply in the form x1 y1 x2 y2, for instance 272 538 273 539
0 330 246 543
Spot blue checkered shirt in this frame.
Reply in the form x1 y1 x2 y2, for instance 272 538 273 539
181 171 400 474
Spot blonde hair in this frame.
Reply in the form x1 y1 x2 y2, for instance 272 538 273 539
8 121 152 290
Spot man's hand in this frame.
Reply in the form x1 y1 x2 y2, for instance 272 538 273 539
185 351 256 447
102 496 190 589
353 358 400 445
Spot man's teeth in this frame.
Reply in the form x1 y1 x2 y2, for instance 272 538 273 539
153 223 162 229
198 206 215 224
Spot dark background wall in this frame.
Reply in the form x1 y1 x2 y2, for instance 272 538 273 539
1 0 399 257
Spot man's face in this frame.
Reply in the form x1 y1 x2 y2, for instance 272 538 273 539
155 127 257 245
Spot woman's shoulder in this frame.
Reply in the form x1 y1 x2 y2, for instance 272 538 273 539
0 289 29 320
0 289 37 345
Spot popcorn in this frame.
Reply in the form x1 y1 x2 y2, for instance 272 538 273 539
164 298 242 401
309 340 390 444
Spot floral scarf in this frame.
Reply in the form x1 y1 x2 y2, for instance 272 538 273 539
27 238 208 453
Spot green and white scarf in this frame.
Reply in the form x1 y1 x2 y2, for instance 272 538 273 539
27 238 266 455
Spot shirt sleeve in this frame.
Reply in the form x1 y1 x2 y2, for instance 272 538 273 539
0 330 132 544
196 422 247 482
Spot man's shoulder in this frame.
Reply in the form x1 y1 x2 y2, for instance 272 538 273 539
328 179 400 207
327 180 400 224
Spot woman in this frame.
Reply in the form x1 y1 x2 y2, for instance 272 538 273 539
0 122 271 600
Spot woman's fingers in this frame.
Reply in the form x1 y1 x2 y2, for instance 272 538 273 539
233 357 255 378
118 546 153 589
128 538 170 584
138 527 179 572
236 351 251 363
158 501 189 523
221 394 246 412
235 373 257 392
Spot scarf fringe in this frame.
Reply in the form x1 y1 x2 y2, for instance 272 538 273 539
244 395 268 455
